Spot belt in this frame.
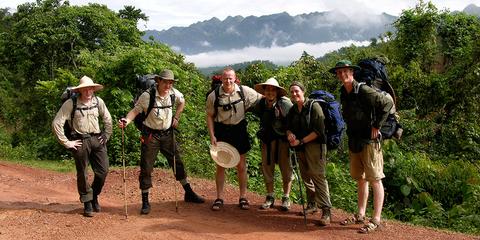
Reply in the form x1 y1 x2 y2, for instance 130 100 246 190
143 126 172 136
71 133 101 139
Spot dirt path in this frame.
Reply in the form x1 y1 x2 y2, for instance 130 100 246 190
0 161 476 240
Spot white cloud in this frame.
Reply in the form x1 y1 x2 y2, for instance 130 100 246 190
185 40 370 68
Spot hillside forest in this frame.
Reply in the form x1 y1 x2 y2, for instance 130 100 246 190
0 0 479 235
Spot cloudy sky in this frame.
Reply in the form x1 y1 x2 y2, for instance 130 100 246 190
2 0 478 67
2 0 477 31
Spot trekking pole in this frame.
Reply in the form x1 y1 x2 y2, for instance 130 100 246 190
290 148 307 227
172 128 178 213
121 122 128 219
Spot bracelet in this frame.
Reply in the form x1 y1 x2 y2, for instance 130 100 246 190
299 139 304 146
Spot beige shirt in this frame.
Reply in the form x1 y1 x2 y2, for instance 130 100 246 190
134 88 184 130
206 84 261 125
52 96 113 147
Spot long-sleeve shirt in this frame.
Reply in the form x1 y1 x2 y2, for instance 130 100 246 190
52 95 112 147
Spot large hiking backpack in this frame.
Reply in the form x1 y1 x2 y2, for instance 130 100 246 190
60 87 98 140
354 58 403 139
132 74 175 131
307 90 345 150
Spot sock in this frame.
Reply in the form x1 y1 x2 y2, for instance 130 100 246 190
267 192 274 197
180 178 188 186
141 189 149 194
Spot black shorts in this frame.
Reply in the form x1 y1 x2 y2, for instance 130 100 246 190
214 119 251 155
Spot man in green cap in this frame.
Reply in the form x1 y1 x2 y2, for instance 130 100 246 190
330 60 393 233
119 69 205 215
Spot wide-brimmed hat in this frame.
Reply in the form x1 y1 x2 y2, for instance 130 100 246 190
210 142 240 168
71 76 104 92
254 78 287 97
328 60 360 74
151 69 178 82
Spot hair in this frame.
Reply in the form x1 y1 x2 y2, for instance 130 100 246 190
289 81 305 92
223 66 235 74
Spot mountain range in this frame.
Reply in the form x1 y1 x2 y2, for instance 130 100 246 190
143 10 396 55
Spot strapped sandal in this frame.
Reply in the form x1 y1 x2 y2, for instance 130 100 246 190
211 198 224 211
340 214 365 225
358 220 380 234
239 198 250 210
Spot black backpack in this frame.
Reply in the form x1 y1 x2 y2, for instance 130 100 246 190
60 87 98 140
307 90 345 150
354 58 403 139
213 84 245 118
132 75 175 131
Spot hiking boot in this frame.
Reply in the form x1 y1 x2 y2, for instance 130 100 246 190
92 194 101 212
259 195 275 210
317 208 331 226
279 196 290 211
83 201 94 217
298 202 318 216
183 183 205 203
141 192 151 215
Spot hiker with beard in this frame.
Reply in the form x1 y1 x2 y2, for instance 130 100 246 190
118 69 205 215
330 60 393 233
286 81 332 226
252 78 294 211
206 66 262 211
52 76 112 217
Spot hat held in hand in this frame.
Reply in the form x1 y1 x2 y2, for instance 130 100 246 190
210 142 240 168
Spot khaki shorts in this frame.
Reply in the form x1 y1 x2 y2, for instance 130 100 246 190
349 142 385 181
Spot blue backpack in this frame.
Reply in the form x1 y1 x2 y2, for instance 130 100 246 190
307 90 345 150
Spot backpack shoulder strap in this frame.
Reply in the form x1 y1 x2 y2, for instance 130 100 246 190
306 99 321 128
145 85 156 117
213 85 221 117
353 82 367 95
70 95 78 124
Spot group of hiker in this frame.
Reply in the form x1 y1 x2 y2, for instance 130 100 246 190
52 59 393 234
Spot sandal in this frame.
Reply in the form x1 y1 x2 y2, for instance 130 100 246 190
239 198 250 210
358 220 380 234
340 214 365 225
211 198 224 211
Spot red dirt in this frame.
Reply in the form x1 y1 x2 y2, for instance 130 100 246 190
0 161 477 240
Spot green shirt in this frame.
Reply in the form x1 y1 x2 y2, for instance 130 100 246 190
286 98 326 143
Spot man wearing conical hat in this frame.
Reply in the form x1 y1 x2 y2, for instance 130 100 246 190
52 75 112 217
252 78 294 211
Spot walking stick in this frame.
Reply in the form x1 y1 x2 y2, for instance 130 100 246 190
121 124 128 219
290 148 307 227
172 128 178 213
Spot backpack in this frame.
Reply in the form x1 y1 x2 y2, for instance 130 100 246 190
60 87 98 140
354 58 403 140
132 75 176 131
307 90 345 150
213 84 246 118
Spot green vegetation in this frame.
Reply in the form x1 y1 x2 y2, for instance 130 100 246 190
0 0 479 235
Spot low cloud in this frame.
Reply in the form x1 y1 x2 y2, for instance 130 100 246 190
185 40 370 68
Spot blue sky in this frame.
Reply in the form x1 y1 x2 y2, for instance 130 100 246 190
2 0 478 31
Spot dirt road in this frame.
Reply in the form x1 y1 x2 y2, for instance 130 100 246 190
0 161 476 240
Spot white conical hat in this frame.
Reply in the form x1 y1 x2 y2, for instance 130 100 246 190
210 142 240 168
254 77 287 97
71 76 104 92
